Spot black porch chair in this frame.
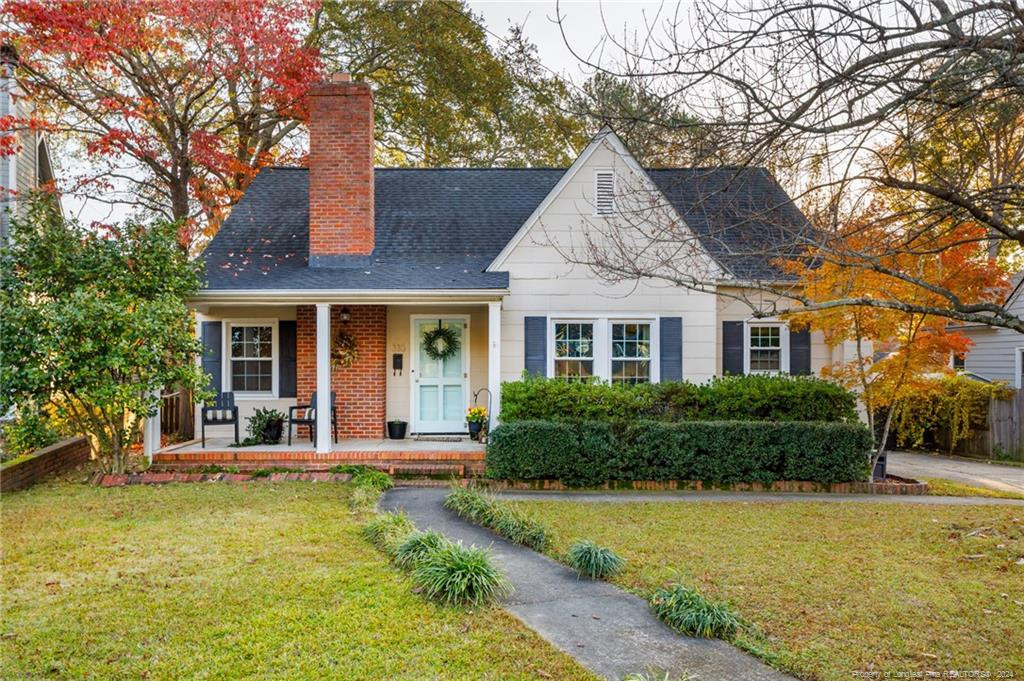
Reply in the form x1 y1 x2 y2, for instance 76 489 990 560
288 391 338 446
201 392 239 448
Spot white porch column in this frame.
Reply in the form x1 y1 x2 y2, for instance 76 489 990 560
315 303 332 453
143 390 161 463
488 301 502 431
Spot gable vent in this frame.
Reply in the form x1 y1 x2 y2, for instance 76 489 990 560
595 171 616 215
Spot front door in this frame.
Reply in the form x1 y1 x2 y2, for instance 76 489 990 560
412 317 468 433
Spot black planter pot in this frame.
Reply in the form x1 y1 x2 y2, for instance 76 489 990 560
467 421 483 441
387 421 408 440
262 419 284 445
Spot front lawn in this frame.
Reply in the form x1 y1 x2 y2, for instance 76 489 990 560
517 499 1024 680
1 482 595 680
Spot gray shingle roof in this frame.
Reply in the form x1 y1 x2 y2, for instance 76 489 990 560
200 165 808 290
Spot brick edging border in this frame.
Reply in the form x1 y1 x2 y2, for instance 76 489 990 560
477 476 929 495
92 471 354 487
1 437 92 492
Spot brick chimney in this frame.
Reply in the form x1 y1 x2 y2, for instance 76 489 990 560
308 72 374 265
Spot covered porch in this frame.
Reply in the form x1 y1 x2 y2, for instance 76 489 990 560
143 294 504 462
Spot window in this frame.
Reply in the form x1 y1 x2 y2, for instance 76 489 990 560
595 171 615 215
554 322 594 380
952 353 966 371
748 325 782 373
611 322 651 384
228 324 274 393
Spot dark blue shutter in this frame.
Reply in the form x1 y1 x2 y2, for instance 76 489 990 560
722 321 744 375
659 317 682 382
201 321 223 393
524 316 547 377
279 320 297 397
789 328 811 375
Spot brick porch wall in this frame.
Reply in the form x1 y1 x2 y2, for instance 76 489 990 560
296 305 387 438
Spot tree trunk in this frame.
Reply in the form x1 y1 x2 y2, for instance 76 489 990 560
871 405 896 481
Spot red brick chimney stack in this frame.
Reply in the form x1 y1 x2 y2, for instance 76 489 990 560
308 71 375 264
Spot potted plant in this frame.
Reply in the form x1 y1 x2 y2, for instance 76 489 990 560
465 407 488 441
248 407 286 445
387 419 408 440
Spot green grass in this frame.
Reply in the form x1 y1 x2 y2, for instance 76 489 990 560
518 499 1024 680
1 482 597 680
924 477 1024 499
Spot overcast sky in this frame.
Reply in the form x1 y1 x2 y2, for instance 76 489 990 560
63 1 677 226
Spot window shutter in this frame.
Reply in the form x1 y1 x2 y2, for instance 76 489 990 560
722 321 744 375
279 320 297 397
659 317 683 382
595 171 615 215
201 321 223 393
524 316 547 377
789 328 812 375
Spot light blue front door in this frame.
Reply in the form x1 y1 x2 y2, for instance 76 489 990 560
414 318 467 433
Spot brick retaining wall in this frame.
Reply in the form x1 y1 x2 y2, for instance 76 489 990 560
1 437 92 492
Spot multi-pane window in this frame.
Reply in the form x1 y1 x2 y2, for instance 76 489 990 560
554 322 594 380
748 326 781 373
611 322 651 384
230 325 273 392
952 353 966 371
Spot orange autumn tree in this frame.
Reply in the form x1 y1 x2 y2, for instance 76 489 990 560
786 203 1010 471
4 0 322 247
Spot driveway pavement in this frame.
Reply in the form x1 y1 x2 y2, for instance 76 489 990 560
886 451 1024 494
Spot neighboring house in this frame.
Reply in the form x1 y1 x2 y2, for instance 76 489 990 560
0 44 56 243
187 73 849 450
956 273 1024 388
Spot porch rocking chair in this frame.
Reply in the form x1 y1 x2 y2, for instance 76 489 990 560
288 391 339 446
201 392 239 448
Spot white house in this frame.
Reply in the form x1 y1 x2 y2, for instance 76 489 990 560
156 73 851 459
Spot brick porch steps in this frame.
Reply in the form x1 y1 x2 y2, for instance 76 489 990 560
153 449 484 464
151 449 486 477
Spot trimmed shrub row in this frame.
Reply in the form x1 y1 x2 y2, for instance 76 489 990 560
500 375 858 424
486 420 873 486
445 486 552 551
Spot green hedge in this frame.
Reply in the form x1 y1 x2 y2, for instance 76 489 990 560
499 375 858 424
486 420 873 486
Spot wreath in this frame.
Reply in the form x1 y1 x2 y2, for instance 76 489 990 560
330 329 359 368
422 324 460 361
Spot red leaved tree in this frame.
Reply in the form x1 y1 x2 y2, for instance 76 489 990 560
4 0 322 247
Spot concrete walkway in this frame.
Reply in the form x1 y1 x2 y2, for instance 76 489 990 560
887 451 1024 494
382 487 793 681
492 490 1024 506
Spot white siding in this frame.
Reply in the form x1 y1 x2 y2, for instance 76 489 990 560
499 139 723 384
962 288 1024 386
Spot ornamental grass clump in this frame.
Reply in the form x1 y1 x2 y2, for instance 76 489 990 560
362 511 415 556
650 584 742 640
351 467 393 492
444 486 551 552
565 540 625 579
393 530 449 570
411 541 511 607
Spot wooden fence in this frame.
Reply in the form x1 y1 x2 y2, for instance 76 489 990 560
160 391 182 437
949 389 1023 461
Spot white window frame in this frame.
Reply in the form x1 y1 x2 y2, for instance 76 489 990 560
222 318 279 399
1015 347 1024 389
547 315 661 383
593 169 616 216
743 320 790 375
